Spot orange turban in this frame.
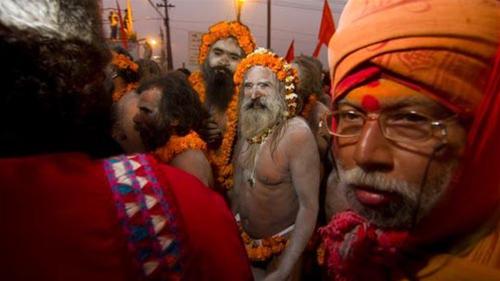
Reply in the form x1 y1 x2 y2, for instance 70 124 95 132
329 0 500 115
198 21 256 65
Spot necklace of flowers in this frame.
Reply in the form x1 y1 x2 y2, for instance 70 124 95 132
246 124 276 145
189 72 239 190
154 131 207 163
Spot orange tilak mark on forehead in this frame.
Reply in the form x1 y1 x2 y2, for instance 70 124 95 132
361 94 380 112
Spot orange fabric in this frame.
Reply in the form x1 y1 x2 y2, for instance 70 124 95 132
410 222 500 280
329 0 500 115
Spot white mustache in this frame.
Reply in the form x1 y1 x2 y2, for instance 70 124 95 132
338 167 418 202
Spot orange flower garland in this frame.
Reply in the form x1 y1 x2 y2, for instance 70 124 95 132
300 94 318 120
239 224 289 262
112 82 138 102
112 52 139 73
188 72 239 190
154 131 207 163
198 21 256 65
234 48 300 118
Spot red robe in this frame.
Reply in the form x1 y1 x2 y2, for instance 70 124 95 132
0 153 252 281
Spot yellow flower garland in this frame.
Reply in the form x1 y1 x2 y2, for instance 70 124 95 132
198 21 256 65
188 72 239 190
154 131 207 163
234 48 300 118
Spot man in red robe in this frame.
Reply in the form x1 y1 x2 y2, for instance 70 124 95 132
0 1 252 280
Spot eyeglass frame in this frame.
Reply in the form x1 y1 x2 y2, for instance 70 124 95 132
319 108 458 149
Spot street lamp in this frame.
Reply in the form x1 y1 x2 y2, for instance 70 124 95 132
236 0 245 22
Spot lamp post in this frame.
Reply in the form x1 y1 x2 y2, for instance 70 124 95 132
236 0 245 22
267 0 271 49
145 0 174 70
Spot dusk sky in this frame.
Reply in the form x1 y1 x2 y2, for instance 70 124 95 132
102 0 347 70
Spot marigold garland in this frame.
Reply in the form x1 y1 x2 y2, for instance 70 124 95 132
300 94 318 120
198 21 256 65
188 71 239 190
112 82 138 102
234 48 300 118
112 51 139 73
154 131 207 163
239 224 289 262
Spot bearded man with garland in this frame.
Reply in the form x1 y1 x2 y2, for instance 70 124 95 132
321 0 500 280
133 72 213 187
189 21 256 191
232 49 320 281
0 1 252 280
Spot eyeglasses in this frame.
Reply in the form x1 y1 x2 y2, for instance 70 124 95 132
319 108 457 149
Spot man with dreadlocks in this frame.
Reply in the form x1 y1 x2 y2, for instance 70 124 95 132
189 21 256 191
291 55 332 180
321 0 500 280
233 48 320 281
0 1 252 280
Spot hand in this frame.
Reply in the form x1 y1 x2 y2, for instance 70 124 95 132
199 118 223 148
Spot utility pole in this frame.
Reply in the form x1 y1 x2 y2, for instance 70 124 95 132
267 0 271 49
156 0 174 70
236 0 244 22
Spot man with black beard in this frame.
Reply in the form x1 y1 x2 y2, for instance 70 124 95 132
189 21 256 191
0 1 252 280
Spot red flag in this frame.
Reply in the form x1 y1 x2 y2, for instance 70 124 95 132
115 0 128 49
313 0 335 57
284 40 295 62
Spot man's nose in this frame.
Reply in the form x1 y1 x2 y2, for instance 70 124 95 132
218 55 229 67
132 113 141 126
250 87 263 100
353 120 393 171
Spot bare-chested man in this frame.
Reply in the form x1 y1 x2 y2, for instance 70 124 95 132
133 72 213 187
189 21 256 190
233 49 320 281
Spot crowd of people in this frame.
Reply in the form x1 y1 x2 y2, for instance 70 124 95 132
1 0 499 281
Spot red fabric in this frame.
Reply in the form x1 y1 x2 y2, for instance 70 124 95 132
284 40 295 63
313 0 335 57
149 156 253 281
116 0 128 49
319 211 408 281
0 153 252 281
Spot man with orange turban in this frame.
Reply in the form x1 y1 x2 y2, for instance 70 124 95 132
322 1 500 280
189 21 256 191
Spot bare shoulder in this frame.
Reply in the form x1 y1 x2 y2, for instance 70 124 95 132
170 149 213 187
282 117 315 142
171 149 209 167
